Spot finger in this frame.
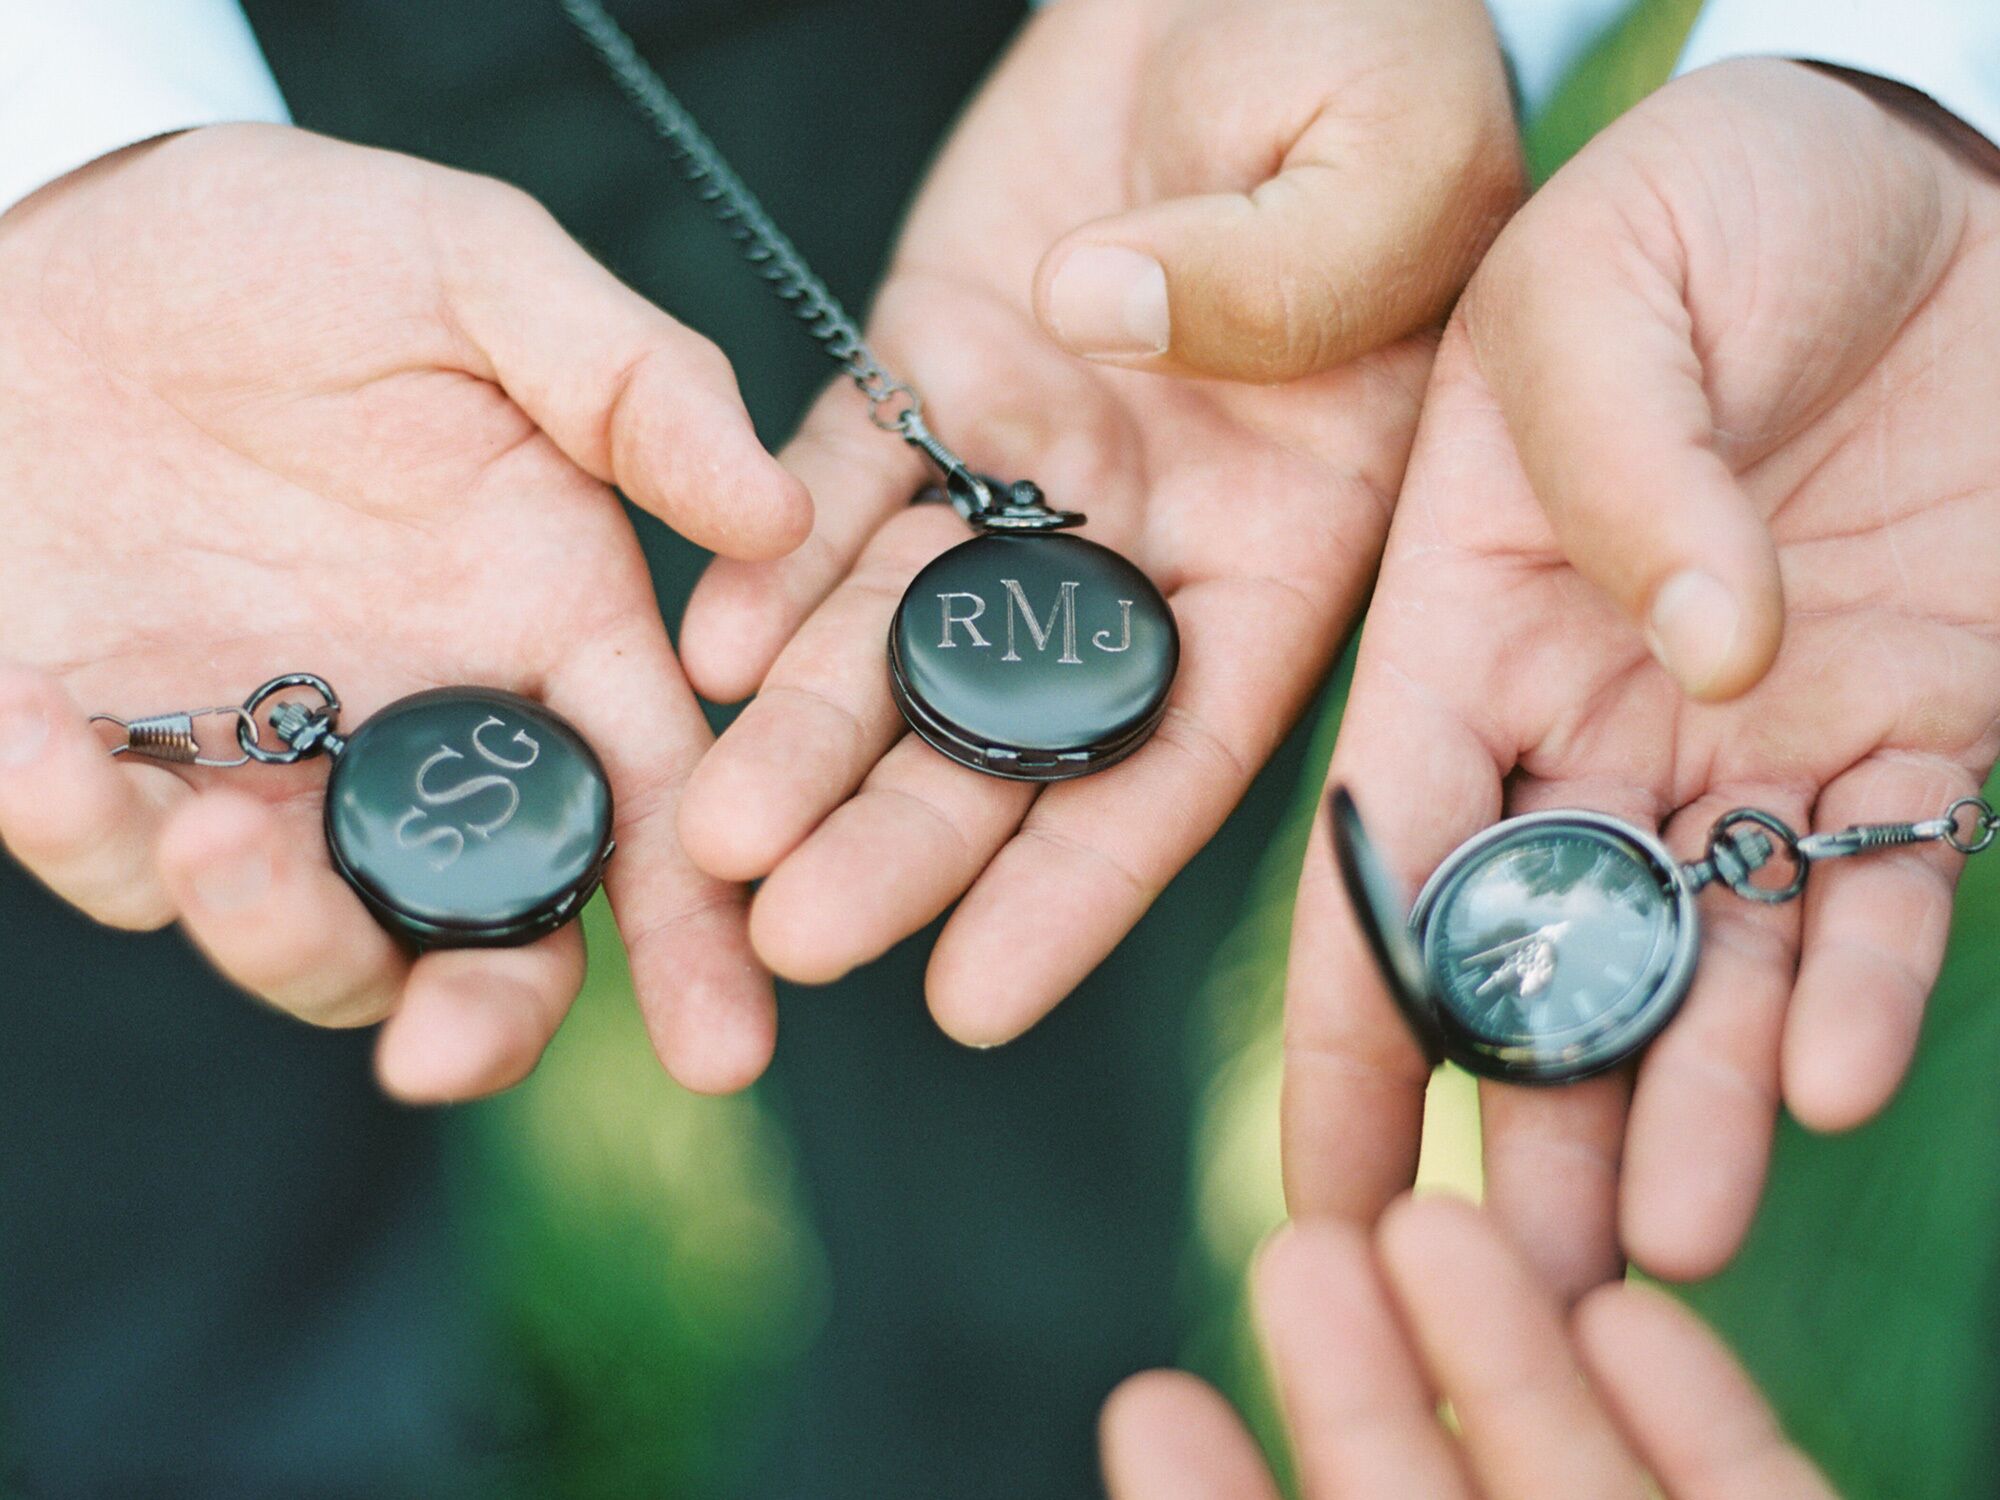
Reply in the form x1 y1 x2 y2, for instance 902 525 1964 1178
1575 1283 1838 1499
1377 1194 1651 1500
926 567 1345 1046
1477 1071 1630 1305
436 173 810 560
749 735 1032 988
1784 755 1974 1132
1035 0 1519 381
1463 170 1783 701
1036 137 1515 385
1099 1370 1281 1500
678 503 974 882
1282 648 1504 1224
0 664 183 929
157 788 409 1027
545 612 773 1095
1621 788 1806 1282
680 379 927 701
374 925 587 1103
1282 319 1520 1222
1471 777 1653 1303
1255 1222 1473 1500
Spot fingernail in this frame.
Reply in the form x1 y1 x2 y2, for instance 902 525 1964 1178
1046 246 1169 359
193 850 272 913
0 708 49 768
1645 570 1741 695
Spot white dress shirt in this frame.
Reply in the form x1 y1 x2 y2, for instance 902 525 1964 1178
0 0 286 216
1676 0 2000 144
0 1 1997 221
1485 0 2000 146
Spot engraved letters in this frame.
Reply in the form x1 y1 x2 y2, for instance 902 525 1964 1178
936 579 1136 665
1093 599 1134 654
1001 578 1080 665
937 591 989 648
394 715 545 870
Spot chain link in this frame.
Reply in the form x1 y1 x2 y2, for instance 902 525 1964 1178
1691 794 1998 902
557 0 978 477
1941 795 2000 855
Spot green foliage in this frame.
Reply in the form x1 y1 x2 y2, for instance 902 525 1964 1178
1522 0 1706 183
467 900 828 1497
1682 788 2000 1499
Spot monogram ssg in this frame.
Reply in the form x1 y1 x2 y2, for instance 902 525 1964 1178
323 686 613 947
96 674 614 949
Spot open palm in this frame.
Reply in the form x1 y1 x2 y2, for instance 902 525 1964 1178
676 0 1517 1044
1287 61 2000 1297
0 124 811 1101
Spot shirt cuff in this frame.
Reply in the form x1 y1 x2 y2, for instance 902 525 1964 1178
0 1 289 217
1676 0 2000 147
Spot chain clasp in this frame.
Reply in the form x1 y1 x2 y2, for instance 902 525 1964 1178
92 673 344 771
91 707 257 769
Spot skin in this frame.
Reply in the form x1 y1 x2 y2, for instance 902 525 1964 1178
675 0 1522 1044
1285 61 2000 1300
0 124 814 1103
1100 1195 1838 1500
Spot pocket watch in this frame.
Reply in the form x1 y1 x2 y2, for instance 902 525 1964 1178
96 674 614 950
1329 784 1998 1085
888 478 1178 781
560 0 1181 779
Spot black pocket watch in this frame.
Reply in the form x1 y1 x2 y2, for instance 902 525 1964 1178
559 0 1180 779
98 675 614 950
1330 784 1998 1085
888 478 1178 781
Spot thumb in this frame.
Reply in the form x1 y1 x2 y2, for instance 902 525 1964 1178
1032 5 1519 383
1035 160 1507 384
436 174 811 561
1463 188 1785 702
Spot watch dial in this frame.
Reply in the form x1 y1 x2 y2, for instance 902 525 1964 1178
1421 822 1680 1050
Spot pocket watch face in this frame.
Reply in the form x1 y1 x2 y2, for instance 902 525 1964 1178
1412 813 1697 1081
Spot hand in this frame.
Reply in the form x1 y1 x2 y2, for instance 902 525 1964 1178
1101 1195 1837 1500
1285 61 2000 1297
676 0 1520 1042
0 125 812 1101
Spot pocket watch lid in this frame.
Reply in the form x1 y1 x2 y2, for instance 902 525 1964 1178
324 687 614 949
889 531 1178 782
1327 786 1444 1061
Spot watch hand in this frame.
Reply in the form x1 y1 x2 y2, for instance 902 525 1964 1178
1467 921 1570 965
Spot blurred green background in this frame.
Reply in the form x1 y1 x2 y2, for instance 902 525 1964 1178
7 3 1997 1497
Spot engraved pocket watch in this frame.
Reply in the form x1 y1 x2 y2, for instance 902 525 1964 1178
97 675 614 950
560 0 1181 780
1330 785 1999 1085
888 479 1178 780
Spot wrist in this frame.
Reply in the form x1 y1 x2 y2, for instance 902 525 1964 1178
0 133 181 237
